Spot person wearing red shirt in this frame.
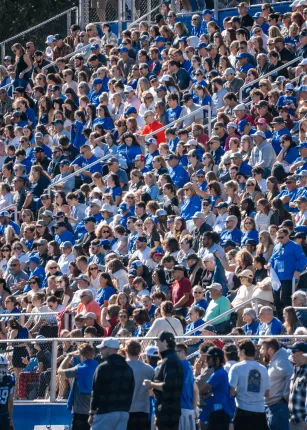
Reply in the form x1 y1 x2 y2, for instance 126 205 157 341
140 110 165 146
171 265 193 316
233 104 255 126
76 289 101 324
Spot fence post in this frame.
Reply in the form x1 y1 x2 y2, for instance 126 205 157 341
0 43 5 62
67 10 72 35
208 107 212 137
147 0 151 22
79 0 85 29
50 339 58 402
118 0 124 38
213 0 218 21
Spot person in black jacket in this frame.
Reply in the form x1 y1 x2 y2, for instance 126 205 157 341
144 331 184 430
89 338 134 429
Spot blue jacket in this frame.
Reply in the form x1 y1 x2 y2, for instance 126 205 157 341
180 195 202 220
92 116 114 131
271 128 290 154
168 164 190 189
71 121 87 150
55 230 75 246
270 240 307 281
118 144 142 167
90 88 103 107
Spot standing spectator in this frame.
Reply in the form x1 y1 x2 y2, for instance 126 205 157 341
171 265 193 316
229 339 270 430
58 343 99 430
89 338 135 429
143 331 184 430
288 342 307 429
260 339 293 430
126 340 155 430
269 228 307 319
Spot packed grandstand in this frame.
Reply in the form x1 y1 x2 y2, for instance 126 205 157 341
1 0 307 429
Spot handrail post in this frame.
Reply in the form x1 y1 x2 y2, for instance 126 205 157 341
208 106 212 136
14 206 18 224
118 0 124 38
67 9 72 35
0 43 5 62
50 339 58 402
213 0 219 21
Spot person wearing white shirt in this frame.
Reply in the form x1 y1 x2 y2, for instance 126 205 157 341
131 236 151 264
0 183 14 210
58 242 76 275
213 203 228 233
66 276 96 310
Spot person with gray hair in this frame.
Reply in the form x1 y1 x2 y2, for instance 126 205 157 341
220 215 242 247
292 290 307 328
256 306 283 341
242 307 259 335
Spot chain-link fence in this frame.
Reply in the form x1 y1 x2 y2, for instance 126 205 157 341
0 333 306 403
0 7 79 61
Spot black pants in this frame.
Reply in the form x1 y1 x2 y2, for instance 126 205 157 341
127 412 150 430
2 415 12 430
234 408 268 430
71 413 90 430
273 280 292 321
38 369 51 397
207 409 230 430
155 412 181 430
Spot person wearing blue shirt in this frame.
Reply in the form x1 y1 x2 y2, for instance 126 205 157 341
71 145 103 181
191 15 202 37
236 53 254 78
277 176 299 212
71 118 87 150
200 10 217 35
144 139 159 171
166 94 183 124
256 307 284 339
90 78 104 107
54 223 75 246
95 274 117 306
0 211 20 237
220 215 242 246
269 229 307 318
242 308 259 335
92 105 114 131
241 229 259 245
290 142 307 175
118 135 142 168
209 139 225 165
167 155 190 188
175 344 195 426
51 159 75 194
185 306 206 353
271 117 291 154
199 347 234 429
180 185 202 221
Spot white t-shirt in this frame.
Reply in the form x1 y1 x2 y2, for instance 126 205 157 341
229 360 270 412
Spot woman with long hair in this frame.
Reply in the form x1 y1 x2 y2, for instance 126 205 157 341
283 306 302 336
38 96 54 126
11 43 32 87
255 198 273 232
241 217 259 246
118 132 142 169
95 272 117 307
265 176 280 202
270 197 292 226
256 231 274 262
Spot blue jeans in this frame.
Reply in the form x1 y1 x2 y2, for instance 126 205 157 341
92 412 129 430
265 402 290 430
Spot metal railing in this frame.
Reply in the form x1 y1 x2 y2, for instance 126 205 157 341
292 268 307 294
185 297 258 336
41 43 92 72
128 2 162 28
0 7 79 61
48 106 212 190
239 56 302 103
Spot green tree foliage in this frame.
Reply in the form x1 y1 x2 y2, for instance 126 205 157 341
0 0 78 42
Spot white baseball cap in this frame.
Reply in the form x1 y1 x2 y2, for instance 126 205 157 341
207 283 223 291
45 35 54 44
96 338 120 349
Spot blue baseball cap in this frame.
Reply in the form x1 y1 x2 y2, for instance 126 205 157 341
119 46 129 53
253 12 264 18
140 35 150 41
90 43 100 50
99 239 111 247
124 106 137 115
155 85 167 92
119 202 129 212
196 169 206 175
297 142 307 149
179 36 188 42
297 85 307 93
154 36 165 42
131 260 143 268
237 119 249 132
27 256 40 264
236 52 249 60
93 78 103 85
202 9 213 14
197 42 207 49
0 211 10 217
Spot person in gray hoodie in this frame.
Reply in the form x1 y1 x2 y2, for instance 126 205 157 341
249 131 276 174
260 338 293 430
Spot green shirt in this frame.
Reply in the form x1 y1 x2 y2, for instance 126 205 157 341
204 295 231 325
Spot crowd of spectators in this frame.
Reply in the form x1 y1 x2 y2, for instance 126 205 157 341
1 0 307 428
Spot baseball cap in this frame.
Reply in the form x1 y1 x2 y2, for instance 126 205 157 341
233 103 247 111
140 35 150 41
236 52 249 60
207 282 223 291
251 130 266 139
271 116 285 124
288 342 307 353
143 345 159 357
205 346 224 359
101 203 113 212
0 211 10 217
54 211 65 218
216 202 229 209
154 36 165 42
230 152 243 159
33 146 44 153
244 239 257 246
80 312 97 319
155 85 167 92
197 42 207 49
107 157 119 164
36 238 48 246
224 68 235 76
31 335 46 344
136 236 147 243
173 264 185 272
238 269 254 278
276 76 287 83
135 154 145 162
59 159 70 166
84 216 97 223
55 221 66 228
256 118 267 125
119 202 129 212
90 43 100 50
119 47 129 53
124 106 137 115
156 209 167 216
166 154 178 161
131 260 143 269
4 56 11 61
185 139 198 147
75 274 90 283
27 256 40 264
179 36 188 42
224 240 237 248
41 210 53 217
202 9 213 14
226 122 237 129
192 211 206 220
35 132 44 139
45 35 54 44
299 59 307 67
196 169 205 175
90 199 102 208
53 34 62 41
96 338 120 349
34 50 43 56
145 137 158 146
255 100 269 109
298 142 307 149
297 85 307 92
295 196 307 203
60 241 73 249
92 78 103 85
253 12 264 18
99 239 111 247
285 83 294 91
182 93 193 102
237 119 249 132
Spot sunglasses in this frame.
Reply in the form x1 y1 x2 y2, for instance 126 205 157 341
29 281 37 284
13 247 22 250
89 267 98 270
2 249 10 252
194 291 202 294
119 314 128 318
136 223 143 227
102 230 110 233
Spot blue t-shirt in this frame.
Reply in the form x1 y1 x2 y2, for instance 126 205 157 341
166 105 182 123
241 229 259 245
106 186 122 202
180 360 194 410
194 299 208 311
95 286 117 306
